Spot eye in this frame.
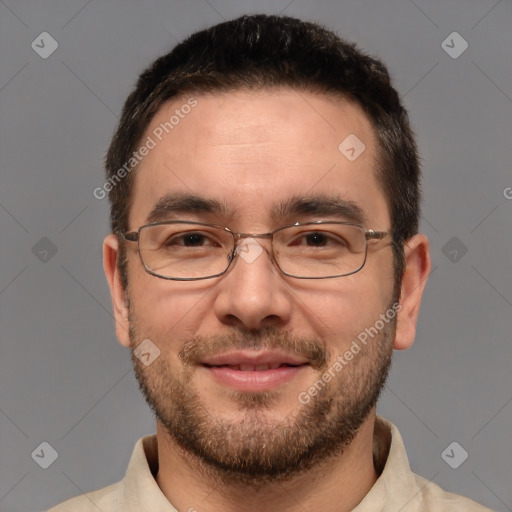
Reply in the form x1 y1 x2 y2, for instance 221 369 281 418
304 232 331 246
291 231 348 248
165 231 220 247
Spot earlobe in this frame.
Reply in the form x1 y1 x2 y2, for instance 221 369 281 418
393 233 431 351
103 233 131 348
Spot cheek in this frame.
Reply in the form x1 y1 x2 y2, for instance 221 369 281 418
299 271 394 355
127 262 212 344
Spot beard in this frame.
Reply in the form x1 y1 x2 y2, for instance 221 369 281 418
129 303 395 488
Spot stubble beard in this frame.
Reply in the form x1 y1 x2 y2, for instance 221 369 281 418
129 306 395 488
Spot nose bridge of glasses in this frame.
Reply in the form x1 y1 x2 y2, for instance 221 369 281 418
232 231 274 257
234 231 273 240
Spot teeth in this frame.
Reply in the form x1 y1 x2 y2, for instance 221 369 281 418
228 363 275 371
215 363 301 371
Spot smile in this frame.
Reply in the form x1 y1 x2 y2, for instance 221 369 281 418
200 351 310 391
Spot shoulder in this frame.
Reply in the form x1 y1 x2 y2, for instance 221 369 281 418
413 473 496 511
46 481 120 512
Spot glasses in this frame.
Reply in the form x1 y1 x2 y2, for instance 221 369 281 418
119 220 388 281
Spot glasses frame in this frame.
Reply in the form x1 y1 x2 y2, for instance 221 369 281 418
118 220 389 281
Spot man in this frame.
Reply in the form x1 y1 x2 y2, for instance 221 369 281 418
49 14 493 512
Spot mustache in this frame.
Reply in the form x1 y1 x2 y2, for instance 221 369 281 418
179 327 328 370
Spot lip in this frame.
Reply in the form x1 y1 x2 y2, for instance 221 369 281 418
201 350 310 392
202 349 309 367
203 365 308 392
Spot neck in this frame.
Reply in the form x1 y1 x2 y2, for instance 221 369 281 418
155 411 379 512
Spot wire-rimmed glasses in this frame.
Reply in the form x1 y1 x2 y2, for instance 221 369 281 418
118 220 389 281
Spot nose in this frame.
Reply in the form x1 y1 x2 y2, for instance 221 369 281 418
213 237 293 331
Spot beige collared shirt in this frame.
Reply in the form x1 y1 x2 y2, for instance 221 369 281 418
47 416 494 511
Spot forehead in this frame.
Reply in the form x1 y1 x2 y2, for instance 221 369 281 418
129 89 389 230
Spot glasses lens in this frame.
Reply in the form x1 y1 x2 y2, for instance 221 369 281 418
139 223 233 279
273 223 367 278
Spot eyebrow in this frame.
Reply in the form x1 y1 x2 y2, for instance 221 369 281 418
146 193 232 224
272 194 368 226
145 192 368 226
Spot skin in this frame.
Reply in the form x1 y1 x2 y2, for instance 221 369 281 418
103 89 431 511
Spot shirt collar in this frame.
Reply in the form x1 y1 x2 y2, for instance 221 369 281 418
118 416 424 511
353 416 426 511
121 434 177 511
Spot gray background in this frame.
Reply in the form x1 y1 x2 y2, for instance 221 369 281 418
0 0 511 511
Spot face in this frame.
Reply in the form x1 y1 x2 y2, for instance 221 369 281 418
106 88 416 485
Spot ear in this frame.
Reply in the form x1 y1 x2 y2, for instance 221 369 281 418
103 233 131 348
393 233 431 350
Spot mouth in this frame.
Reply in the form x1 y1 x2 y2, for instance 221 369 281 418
200 351 310 392
204 362 302 371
